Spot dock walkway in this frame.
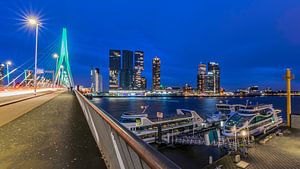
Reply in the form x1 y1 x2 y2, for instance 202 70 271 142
204 129 300 169
0 92 106 169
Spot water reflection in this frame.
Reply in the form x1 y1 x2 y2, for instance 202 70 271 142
92 96 300 121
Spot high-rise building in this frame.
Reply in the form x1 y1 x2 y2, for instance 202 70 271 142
91 67 103 93
0 64 4 87
197 64 206 93
109 50 121 90
152 56 161 90
141 77 147 90
206 62 220 94
205 72 214 93
120 50 134 90
133 51 144 90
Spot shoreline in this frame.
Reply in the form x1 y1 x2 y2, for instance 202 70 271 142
90 94 300 98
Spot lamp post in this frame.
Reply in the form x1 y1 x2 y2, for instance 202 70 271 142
53 53 59 72
6 61 12 86
58 65 64 86
232 125 237 151
53 53 59 87
27 17 40 95
246 121 250 145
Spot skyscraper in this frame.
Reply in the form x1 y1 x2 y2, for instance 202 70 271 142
133 51 144 90
207 62 220 94
205 72 214 93
91 67 103 93
109 50 121 90
141 77 147 90
197 64 206 93
120 50 134 90
152 57 161 90
0 64 4 87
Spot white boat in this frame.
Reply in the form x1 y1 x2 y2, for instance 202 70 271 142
120 109 205 143
207 102 247 123
216 101 247 116
222 104 283 137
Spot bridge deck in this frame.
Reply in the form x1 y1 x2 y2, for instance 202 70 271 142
0 91 50 104
0 92 106 169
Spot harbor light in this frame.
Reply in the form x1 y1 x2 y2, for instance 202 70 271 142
241 130 247 137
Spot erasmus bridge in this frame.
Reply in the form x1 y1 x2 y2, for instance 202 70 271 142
0 23 179 168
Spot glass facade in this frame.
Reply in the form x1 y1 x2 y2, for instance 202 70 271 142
133 51 144 90
120 50 134 90
197 64 206 93
207 62 220 94
152 57 161 90
109 50 121 90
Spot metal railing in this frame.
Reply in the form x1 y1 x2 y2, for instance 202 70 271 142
74 90 180 169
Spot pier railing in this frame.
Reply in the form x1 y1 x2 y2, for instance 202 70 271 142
74 90 180 169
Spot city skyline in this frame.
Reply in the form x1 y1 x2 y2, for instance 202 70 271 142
1 1 300 91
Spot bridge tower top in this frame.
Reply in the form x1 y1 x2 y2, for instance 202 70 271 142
55 28 74 87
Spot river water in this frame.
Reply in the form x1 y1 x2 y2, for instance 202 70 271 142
91 96 300 168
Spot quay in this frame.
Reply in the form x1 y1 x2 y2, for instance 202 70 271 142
0 92 106 169
204 128 300 169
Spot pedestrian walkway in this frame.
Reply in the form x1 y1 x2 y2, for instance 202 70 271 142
0 92 106 169
204 129 300 169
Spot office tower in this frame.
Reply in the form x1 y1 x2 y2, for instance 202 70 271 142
141 77 147 90
133 51 144 90
109 50 121 90
99 69 103 93
197 64 206 93
207 62 220 94
0 64 4 87
152 57 161 90
91 67 103 93
205 72 214 93
120 50 134 90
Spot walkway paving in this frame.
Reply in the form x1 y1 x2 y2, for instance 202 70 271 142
205 129 300 169
0 92 106 169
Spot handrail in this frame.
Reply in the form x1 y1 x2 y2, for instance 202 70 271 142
74 90 180 169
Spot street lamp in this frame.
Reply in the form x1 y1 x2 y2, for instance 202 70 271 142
53 53 59 87
241 130 247 137
53 53 59 69
6 61 12 86
27 16 40 95
231 125 237 151
58 65 64 86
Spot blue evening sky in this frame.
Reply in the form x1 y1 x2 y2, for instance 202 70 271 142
0 0 300 91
